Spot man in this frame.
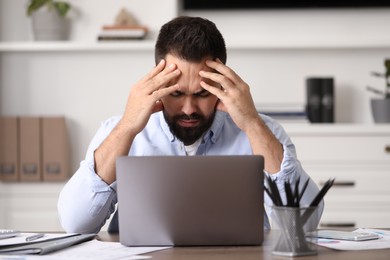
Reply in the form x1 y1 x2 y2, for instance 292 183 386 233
58 16 323 234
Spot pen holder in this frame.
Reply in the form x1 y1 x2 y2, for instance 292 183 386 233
272 206 318 257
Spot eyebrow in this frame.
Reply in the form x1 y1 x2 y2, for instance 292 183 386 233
194 89 210 96
172 89 210 96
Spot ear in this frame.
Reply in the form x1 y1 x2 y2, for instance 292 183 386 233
215 99 227 113
152 100 164 113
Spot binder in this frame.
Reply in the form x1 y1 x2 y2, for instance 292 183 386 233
42 117 70 181
19 117 42 182
0 116 19 182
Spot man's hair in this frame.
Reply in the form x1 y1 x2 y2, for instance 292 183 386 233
155 16 227 65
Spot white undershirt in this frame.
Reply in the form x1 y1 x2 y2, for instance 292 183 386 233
184 138 203 156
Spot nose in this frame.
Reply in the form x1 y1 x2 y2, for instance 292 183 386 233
181 96 197 115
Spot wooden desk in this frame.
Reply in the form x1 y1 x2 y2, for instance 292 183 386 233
97 230 390 260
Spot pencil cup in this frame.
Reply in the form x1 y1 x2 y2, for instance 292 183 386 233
272 206 318 257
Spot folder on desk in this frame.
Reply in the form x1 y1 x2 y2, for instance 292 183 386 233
0 116 19 182
0 233 96 255
42 117 70 181
19 117 42 182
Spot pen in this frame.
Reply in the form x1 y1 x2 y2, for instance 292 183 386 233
302 177 335 224
25 233 45 242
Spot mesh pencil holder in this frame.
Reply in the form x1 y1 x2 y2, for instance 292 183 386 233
272 206 318 257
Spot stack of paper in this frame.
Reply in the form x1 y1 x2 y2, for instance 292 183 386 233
315 228 390 251
0 232 170 259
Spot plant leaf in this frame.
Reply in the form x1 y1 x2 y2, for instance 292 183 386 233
27 0 50 16
54 2 70 17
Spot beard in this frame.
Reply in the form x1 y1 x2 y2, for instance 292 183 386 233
163 110 216 146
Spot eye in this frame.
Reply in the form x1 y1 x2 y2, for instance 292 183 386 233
194 90 211 98
170 91 183 97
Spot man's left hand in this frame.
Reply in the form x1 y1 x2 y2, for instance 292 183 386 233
199 59 260 133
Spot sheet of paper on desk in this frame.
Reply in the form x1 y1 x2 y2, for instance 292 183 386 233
315 228 390 251
0 240 171 260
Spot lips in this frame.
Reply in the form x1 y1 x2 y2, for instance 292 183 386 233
178 119 200 127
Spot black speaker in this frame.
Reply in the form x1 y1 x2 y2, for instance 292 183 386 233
321 78 334 123
306 77 335 123
306 78 322 123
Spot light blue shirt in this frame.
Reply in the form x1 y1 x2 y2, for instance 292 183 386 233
58 111 323 233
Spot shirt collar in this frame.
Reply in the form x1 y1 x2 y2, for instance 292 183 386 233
159 111 227 144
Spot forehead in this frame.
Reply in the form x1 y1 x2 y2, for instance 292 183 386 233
165 54 215 93
165 54 211 72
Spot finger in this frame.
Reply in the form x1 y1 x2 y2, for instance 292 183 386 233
151 83 180 100
205 59 242 84
199 70 234 91
142 59 166 82
147 67 181 93
143 61 178 88
200 81 226 100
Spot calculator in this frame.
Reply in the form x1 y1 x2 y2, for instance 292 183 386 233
0 229 20 239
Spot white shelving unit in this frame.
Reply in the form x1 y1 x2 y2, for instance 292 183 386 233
1 0 390 231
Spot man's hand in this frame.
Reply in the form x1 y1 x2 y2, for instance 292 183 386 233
199 59 283 173
121 59 181 135
199 59 260 132
94 60 180 184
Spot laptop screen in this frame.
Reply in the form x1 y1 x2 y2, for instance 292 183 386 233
116 155 264 246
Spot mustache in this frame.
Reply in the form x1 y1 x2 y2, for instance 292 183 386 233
174 113 203 121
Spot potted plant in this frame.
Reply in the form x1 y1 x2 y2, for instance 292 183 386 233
27 0 71 41
367 59 390 123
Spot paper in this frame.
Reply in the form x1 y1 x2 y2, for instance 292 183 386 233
0 239 171 259
315 228 390 250
0 233 78 247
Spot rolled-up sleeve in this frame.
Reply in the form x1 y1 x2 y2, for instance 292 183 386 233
261 115 324 230
57 116 121 233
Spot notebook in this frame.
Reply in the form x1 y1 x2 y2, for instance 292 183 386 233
116 155 264 246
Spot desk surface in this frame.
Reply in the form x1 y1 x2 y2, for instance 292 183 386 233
97 230 390 260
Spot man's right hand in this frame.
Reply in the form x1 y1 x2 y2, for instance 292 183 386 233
94 60 181 185
120 59 181 135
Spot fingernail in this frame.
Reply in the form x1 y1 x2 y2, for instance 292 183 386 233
169 64 175 69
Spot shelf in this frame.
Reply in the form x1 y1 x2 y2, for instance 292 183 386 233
227 41 390 50
1 40 390 52
0 41 156 52
282 123 390 136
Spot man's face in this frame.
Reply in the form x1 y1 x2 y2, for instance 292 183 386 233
161 54 220 145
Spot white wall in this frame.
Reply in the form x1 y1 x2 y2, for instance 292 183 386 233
1 0 390 172
182 8 390 47
182 8 390 124
0 0 178 41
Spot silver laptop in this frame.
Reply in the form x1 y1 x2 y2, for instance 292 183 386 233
116 155 264 246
